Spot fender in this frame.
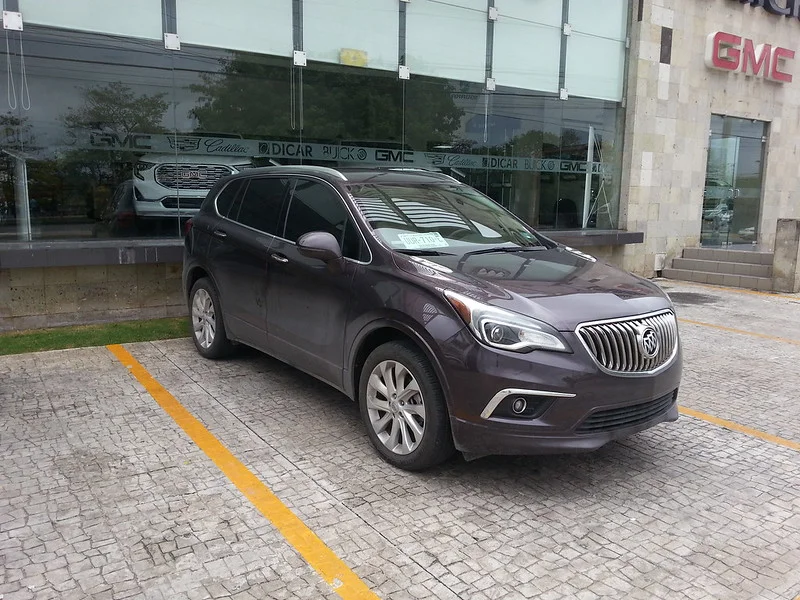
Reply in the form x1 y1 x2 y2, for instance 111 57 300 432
345 313 456 409
184 258 225 311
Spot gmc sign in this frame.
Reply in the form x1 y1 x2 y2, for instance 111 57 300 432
705 31 795 82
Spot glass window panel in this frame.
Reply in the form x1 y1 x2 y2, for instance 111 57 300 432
178 46 293 140
304 0 398 71
177 0 293 57
565 0 628 102
406 0 487 83
565 35 626 101
568 0 628 41
702 115 766 247
461 90 623 231
299 61 404 159
711 114 765 139
401 75 468 154
493 0 562 93
20 0 162 40
5 27 180 240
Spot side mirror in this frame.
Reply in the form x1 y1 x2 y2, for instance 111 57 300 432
297 231 343 263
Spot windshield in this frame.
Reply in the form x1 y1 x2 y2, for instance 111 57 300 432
347 183 545 253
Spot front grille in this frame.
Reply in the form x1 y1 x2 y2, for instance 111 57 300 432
577 311 678 374
155 164 233 190
160 197 203 209
576 391 677 433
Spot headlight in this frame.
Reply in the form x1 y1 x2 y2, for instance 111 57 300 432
133 161 156 180
444 290 570 353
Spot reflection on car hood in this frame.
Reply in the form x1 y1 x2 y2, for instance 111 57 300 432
393 246 671 331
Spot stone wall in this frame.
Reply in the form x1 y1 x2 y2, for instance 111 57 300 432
0 263 186 332
619 0 800 276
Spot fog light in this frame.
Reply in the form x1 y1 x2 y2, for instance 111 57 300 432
511 397 527 414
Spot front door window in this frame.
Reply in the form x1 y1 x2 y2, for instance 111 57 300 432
701 115 766 247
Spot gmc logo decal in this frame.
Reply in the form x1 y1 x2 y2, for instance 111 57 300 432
705 31 795 83
89 132 153 150
375 149 414 163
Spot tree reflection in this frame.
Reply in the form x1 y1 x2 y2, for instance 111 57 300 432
42 82 171 232
189 52 463 151
61 82 169 182
0 113 36 228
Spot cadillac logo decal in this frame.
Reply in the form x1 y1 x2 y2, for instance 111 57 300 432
638 326 660 359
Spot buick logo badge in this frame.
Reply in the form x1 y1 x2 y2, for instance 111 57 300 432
638 326 660 359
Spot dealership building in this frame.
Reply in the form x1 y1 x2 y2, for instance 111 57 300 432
0 0 799 330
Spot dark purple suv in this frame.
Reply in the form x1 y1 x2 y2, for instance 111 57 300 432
183 166 681 471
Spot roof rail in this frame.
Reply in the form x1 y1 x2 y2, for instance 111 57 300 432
273 164 347 180
386 167 460 183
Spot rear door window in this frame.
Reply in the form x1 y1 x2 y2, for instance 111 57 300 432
231 177 292 234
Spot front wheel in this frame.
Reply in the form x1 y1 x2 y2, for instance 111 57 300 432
359 341 454 471
189 278 234 359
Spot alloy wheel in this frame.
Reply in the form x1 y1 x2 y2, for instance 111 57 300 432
191 288 216 349
366 360 426 455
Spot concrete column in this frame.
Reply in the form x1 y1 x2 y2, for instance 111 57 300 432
772 219 800 293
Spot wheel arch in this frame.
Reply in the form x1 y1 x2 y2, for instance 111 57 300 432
347 320 451 410
185 264 224 307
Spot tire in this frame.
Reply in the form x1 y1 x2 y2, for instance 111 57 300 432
359 341 455 471
189 277 234 359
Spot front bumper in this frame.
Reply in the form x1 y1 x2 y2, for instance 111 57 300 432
133 197 204 218
442 330 682 457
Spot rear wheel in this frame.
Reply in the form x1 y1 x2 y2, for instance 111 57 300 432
359 341 454 471
189 278 234 359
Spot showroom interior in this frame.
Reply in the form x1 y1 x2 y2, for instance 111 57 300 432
2 0 800 328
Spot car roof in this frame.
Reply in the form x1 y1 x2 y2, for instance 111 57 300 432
227 165 461 186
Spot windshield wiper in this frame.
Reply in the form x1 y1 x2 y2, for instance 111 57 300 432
461 245 545 258
394 249 455 256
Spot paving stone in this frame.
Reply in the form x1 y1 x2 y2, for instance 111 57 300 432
1 282 799 599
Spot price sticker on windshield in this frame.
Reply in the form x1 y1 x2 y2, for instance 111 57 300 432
397 232 450 249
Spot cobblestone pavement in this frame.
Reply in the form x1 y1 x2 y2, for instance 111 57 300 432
2 281 799 600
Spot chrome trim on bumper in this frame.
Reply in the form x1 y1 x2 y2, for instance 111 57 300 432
481 388 576 420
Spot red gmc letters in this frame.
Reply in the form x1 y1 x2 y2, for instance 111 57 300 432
705 31 795 83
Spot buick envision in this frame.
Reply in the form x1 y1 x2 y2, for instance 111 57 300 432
183 167 681 470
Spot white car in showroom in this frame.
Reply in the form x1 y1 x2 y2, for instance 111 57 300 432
132 154 254 220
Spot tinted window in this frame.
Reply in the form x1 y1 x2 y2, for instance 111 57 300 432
215 179 243 218
232 177 291 234
284 179 365 260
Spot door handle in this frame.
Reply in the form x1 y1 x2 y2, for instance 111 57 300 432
271 253 289 263
212 229 227 239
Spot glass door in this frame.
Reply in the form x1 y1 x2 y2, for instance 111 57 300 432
701 115 766 247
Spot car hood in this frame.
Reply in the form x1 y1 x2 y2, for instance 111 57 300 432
393 246 672 331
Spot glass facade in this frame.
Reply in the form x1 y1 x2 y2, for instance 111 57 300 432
701 115 767 248
0 1 628 242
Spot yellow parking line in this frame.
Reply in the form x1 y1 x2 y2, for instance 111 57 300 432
678 318 800 346
107 344 379 600
679 406 800 452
